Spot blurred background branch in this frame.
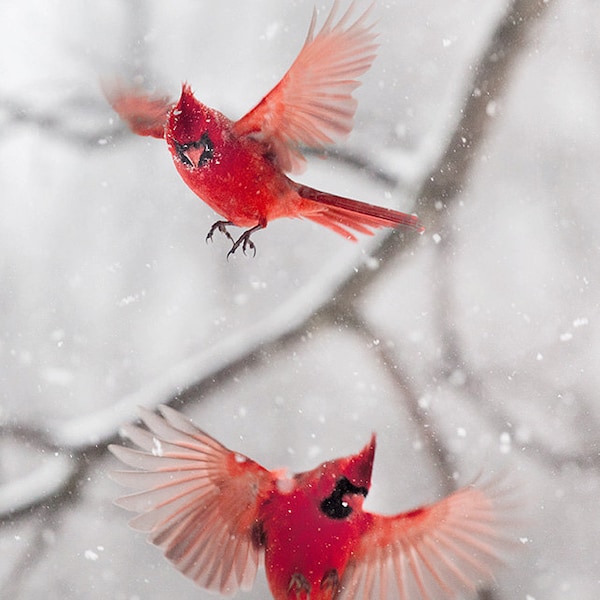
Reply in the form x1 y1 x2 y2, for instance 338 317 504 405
1 0 555 514
3 0 600 598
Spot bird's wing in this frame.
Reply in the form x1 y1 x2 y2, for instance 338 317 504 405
340 476 520 600
233 0 378 173
103 79 174 138
109 405 274 595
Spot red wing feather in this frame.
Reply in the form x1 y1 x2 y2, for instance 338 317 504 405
103 79 174 138
109 406 274 595
340 476 521 600
234 1 378 173
297 184 424 240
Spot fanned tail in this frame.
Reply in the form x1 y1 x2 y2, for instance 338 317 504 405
297 184 424 241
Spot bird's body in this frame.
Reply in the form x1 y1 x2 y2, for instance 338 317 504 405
262 498 367 599
258 446 375 600
110 406 518 600
166 97 305 228
105 1 424 256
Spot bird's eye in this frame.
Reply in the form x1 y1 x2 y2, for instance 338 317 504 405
320 476 368 520
321 494 352 519
175 132 214 168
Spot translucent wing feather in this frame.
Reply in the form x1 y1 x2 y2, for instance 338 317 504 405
103 79 174 138
340 476 521 600
234 1 378 173
109 405 273 595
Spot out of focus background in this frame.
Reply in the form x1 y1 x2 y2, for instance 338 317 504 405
1 0 599 598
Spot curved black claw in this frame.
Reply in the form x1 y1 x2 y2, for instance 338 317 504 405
226 223 265 259
288 572 311 598
206 220 235 245
320 569 340 593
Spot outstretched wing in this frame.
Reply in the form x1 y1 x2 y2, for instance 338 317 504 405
340 476 521 600
103 79 174 138
109 405 274 595
234 1 378 173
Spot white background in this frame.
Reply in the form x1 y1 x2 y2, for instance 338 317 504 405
1 0 599 598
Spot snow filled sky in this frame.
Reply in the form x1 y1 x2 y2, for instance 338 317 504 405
1 0 600 598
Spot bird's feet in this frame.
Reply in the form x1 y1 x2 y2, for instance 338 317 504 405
320 569 339 595
206 221 265 258
206 220 235 245
228 229 257 258
288 572 311 599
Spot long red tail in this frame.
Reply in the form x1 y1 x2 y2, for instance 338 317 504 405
297 185 424 241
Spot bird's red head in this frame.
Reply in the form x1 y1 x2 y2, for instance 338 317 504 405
334 434 376 491
294 435 376 520
168 83 208 142
166 83 231 170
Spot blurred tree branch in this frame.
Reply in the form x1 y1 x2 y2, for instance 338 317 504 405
337 0 555 297
1 0 565 534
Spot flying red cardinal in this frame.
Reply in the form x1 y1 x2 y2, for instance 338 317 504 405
105 2 424 257
110 406 518 600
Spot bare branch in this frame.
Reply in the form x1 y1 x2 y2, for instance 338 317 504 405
333 0 556 300
1 0 557 520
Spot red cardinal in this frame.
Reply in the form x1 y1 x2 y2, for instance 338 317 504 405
110 406 517 599
105 2 424 257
